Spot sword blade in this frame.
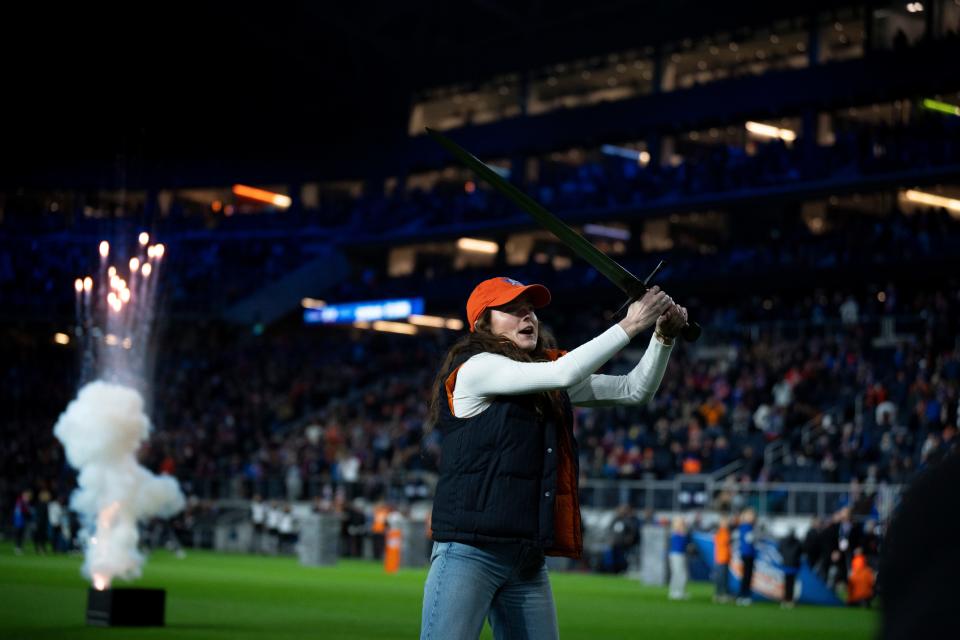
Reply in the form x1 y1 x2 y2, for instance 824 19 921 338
426 127 645 297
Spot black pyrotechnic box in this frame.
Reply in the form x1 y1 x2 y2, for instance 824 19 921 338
86 588 166 626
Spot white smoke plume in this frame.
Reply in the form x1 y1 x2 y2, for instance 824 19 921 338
59 236 183 589
54 380 184 588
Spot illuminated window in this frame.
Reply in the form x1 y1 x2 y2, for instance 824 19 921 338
408 74 521 135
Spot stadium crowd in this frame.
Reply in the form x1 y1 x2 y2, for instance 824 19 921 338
4 272 957 515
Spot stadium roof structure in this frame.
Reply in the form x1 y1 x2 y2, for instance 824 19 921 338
1 0 860 187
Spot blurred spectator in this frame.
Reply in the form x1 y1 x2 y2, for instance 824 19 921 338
668 517 690 600
337 496 366 558
13 490 33 555
266 500 282 554
607 504 640 574
847 548 876 607
33 490 51 555
736 508 757 605
60 498 75 552
47 495 64 553
824 507 860 589
713 516 732 603
250 494 265 553
278 504 297 553
285 465 302 502
880 449 959 638
371 500 391 560
778 528 802 608
803 516 826 579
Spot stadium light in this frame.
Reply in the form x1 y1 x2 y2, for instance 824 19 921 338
903 189 960 214
745 121 797 142
301 297 327 309
306 298 424 325
232 184 293 209
601 144 650 166
407 314 446 328
409 314 464 330
583 224 631 241
921 98 960 117
457 237 499 254
371 321 418 335
350 319 421 335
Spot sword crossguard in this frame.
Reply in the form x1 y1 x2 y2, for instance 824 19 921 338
616 260 701 342
642 260 665 288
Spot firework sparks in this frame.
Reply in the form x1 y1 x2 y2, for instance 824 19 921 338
59 237 183 590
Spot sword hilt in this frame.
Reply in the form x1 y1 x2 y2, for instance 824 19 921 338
615 260 701 342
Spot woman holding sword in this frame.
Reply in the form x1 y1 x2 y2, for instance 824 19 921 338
420 275 687 640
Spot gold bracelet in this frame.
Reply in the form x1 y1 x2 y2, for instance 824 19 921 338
654 328 674 346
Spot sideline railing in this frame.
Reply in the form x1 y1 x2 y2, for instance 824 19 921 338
577 477 902 524
174 472 902 524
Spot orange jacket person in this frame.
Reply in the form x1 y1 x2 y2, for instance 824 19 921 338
371 502 391 560
713 517 732 602
847 550 875 606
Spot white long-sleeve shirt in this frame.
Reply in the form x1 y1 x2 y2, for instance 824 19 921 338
452 325 673 418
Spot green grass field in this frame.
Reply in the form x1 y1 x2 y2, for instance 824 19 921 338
0 543 876 639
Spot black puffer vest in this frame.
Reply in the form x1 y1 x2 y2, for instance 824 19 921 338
429 352 578 552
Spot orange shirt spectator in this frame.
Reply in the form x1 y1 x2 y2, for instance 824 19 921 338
699 397 726 427
371 505 391 534
847 553 875 605
714 525 731 565
682 456 702 474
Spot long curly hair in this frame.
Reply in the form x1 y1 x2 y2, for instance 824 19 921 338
426 312 561 428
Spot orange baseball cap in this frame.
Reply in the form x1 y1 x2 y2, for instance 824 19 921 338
466 277 551 332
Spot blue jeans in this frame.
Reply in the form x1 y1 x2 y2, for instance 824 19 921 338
420 541 559 640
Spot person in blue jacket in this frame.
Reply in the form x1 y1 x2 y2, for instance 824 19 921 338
737 508 757 605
